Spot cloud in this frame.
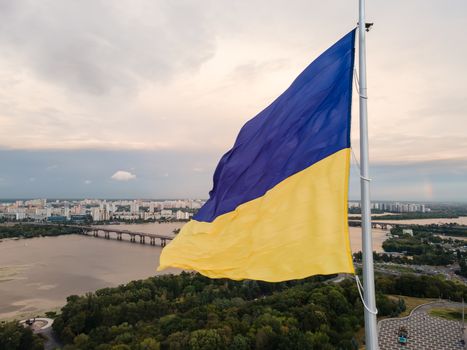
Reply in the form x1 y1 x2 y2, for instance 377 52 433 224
111 170 136 181
0 0 466 201
0 148 466 201
0 1 216 96
46 164 58 171
229 59 289 83
84 179 92 185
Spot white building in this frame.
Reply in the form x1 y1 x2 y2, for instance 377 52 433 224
15 212 26 220
176 210 189 220
130 201 139 214
160 209 173 218
91 207 101 221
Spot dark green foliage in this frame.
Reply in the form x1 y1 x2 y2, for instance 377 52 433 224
375 294 405 317
0 224 81 240
390 224 467 238
45 311 58 319
348 208 384 215
376 274 467 300
380 228 462 265
457 258 467 278
53 273 403 349
355 226 467 267
0 321 44 350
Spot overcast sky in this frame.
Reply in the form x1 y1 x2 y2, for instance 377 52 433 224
0 0 466 201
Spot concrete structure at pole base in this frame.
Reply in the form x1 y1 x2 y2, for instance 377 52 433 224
378 301 466 350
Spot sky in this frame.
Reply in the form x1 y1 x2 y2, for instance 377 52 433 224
0 0 466 201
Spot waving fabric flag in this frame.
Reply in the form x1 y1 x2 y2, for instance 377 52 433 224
158 30 356 282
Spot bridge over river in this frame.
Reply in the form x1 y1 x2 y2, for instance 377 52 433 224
22 223 174 247
22 219 414 248
73 225 173 246
348 220 414 230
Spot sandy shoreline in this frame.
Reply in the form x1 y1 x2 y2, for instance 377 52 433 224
0 306 62 322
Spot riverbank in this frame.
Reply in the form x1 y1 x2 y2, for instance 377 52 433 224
0 228 182 320
0 224 81 240
2 218 466 321
0 307 61 323
0 222 375 321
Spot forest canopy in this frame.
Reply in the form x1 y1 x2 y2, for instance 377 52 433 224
51 273 407 350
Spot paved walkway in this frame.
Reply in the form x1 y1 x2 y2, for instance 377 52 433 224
20 317 53 331
378 302 466 350
20 317 61 350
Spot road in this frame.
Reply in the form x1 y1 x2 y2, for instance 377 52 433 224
354 261 467 284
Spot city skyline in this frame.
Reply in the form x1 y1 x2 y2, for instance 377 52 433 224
0 1 466 200
0 198 433 223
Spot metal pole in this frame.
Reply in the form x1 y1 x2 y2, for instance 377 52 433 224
462 298 465 345
358 0 379 349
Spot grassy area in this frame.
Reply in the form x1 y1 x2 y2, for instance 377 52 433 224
388 295 437 317
429 307 464 321
382 264 416 274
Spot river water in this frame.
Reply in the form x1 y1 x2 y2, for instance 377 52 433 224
0 218 466 320
0 223 181 320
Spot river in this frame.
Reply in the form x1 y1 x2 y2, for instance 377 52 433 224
1 217 466 320
0 223 181 320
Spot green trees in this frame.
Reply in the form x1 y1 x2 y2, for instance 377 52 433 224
189 329 224 350
375 293 405 317
51 272 408 349
0 224 82 240
458 258 467 278
51 272 467 349
380 228 463 266
0 321 43 350
376 274 467 300
140 337 161 350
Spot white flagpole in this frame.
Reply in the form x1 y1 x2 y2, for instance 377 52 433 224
358 0 379 349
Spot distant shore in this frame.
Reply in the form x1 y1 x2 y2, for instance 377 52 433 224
0 224 182 321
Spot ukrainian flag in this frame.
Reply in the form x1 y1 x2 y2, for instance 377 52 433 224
158 30 356 282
